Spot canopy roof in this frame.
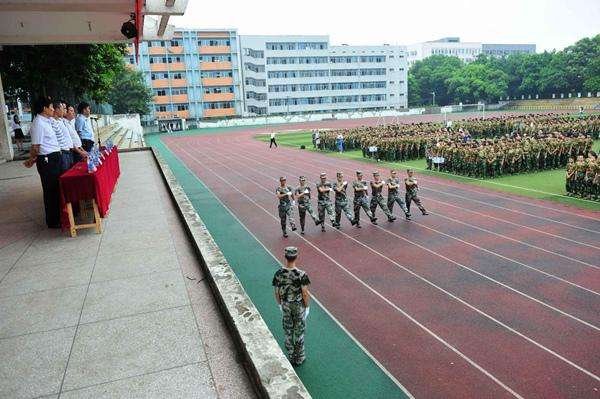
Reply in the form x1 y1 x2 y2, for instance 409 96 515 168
0 0 188 45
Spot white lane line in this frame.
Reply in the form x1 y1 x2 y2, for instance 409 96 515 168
206 143 600 299
246 134 600 220
182 142 600 387
173 143 525 398
234 138 600 250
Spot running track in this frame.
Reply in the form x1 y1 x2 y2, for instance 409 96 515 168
161 115 600 398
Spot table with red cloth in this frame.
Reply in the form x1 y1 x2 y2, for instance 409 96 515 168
59 147 120 235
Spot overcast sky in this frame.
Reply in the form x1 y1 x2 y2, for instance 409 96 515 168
171 0 599 51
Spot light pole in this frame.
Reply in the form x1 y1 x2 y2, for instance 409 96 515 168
431 91 436 106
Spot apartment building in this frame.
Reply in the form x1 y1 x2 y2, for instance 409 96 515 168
407 37 536 66
239 35 408 116
127 29 242 122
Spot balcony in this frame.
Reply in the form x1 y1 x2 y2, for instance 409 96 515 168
168 46 184 54
154 96 170 104
155 110 190 119
170 79 188 87
203 108 236 118
149 47 166 55
201 77 233 86
203 92 235 102
200 61 232 71
151 79 169 88
198 45 231 54
171 94 189 103
150 63 169 71
169 62 186 71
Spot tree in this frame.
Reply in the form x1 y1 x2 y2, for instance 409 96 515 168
409 55 463 106
107 67 153 115
0 44 126 106
447 63 509 104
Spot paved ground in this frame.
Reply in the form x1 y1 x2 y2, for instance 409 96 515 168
153 116 600 399
0 151 256 399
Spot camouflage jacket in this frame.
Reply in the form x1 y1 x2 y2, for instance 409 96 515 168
272 267 311 303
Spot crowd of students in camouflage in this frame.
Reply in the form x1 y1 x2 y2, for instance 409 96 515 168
566 153 600 200
317 114 598 182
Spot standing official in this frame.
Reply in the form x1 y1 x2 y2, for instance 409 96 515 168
316 172 335 232
269 132 278 148
352 170 377 227
370 171 396 222
333 172 356 228
273 246 311 366
387 169 411 220
51 101 74 172
295 176 321 235
405 169 429 216
75 102 95 152
275 177 297 237
23 98 62 228
63 103 87 163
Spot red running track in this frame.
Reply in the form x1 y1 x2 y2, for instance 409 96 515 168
162 121 600 399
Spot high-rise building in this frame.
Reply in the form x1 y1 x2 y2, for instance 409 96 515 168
406 37 536 66
239 35 407 116
127 31 408 123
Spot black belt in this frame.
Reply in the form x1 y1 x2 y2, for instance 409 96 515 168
61 150 71 154
37 152 61 160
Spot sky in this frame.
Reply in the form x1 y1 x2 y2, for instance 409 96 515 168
171 0 600 51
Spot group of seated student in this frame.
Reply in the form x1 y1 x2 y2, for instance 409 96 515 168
23 97 96 229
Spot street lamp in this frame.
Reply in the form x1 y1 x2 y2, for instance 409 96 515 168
431 91 436 106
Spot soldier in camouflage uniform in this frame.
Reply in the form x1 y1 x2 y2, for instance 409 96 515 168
370 171 396 222
275 177 297 237
295 176 322 235
404 169 428 216
272 246 311 366
316 172 336 232
352 170 378 228
387 169 411 220
333 171 356 228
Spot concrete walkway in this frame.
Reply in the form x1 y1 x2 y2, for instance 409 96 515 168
0 151 256 399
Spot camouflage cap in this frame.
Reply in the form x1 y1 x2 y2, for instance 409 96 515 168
356 170 363 175
299 176 306 181
373 171 380 176
279 176 287 181
284 246 298 257
320 172 327 177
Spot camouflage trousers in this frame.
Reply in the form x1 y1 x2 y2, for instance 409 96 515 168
298 201 319 230
282 301 307 364
317 199 335 224
353 196 375 223
387 194 410 216
335 199 354 225
370 194 394 220
405 191 426 214
278 204 296 232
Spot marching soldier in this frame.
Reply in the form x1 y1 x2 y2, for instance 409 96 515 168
275 176 297 237
273 246 311 366
316 172 336 232
404 169 428 216
295 176 321 235
370 171 396 222
333 172 356 228
352 170 378 228
387 169 411 220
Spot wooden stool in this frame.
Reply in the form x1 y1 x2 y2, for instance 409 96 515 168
66 199 102 237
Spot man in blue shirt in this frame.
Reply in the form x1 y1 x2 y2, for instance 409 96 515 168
75 101 95 151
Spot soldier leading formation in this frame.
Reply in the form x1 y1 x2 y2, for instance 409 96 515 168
275 169 428 237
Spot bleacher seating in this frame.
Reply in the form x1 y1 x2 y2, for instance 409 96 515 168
504 97 600 111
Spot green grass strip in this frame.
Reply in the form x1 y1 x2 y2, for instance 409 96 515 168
258 132 600 211
147 134 409 399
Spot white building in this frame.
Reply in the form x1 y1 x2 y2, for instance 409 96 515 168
239 35 408 116
407 37 536 67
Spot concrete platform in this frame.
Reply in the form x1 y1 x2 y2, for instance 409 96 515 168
0 151 256 399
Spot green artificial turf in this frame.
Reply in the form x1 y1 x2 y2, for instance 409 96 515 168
257 131 600 211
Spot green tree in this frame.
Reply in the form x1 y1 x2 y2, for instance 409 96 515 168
447 63 509 103
107 67 153 115
409 55 463 106
0 44 126 106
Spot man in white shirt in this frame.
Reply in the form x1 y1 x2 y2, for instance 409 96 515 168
63 103 87 163
24 97 62 228
51 101 75 172
269 132 277 148
75 101 95 151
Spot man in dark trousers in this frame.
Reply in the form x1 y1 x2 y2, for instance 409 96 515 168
23 98 62 228
269 132 278 148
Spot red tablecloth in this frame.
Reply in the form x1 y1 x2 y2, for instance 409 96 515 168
59 147 120 229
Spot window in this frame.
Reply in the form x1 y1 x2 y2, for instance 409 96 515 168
150 73 168 80
200 55 231 62
170 39 181 47
172 88 188 95
246 92 267 101
198 39 230 46
172 72 185 79
200 71 233 78
203 101 233 109
389 81 395 84
244 48 264 58
204 86 233 94
175 104 189 111
156 105 167 112
330 69 359 77
245 77 266 87
245 63 265 72
154 89 167 96
247 105 267 115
